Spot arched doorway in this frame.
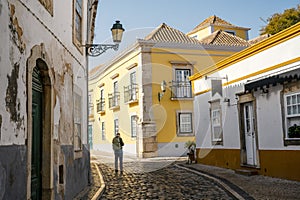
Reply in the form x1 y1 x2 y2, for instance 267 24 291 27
27 44 53 199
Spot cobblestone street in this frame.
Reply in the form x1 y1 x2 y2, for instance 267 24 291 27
82 151 300 200
97 161 237 200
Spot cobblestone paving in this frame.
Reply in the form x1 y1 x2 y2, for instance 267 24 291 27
98 162 236 200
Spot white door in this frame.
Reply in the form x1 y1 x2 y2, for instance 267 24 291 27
243 102 257 166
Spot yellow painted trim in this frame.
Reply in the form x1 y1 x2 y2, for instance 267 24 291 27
194 88 211 96
224 56 300 86
190 22 300 81
194 57 300 95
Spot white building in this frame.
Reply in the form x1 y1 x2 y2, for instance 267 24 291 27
0 0 97 199
190 22 300 181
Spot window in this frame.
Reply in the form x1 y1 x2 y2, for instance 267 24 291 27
124 72 138 103
171 68 192 98
101 122 105 140
225 30 235 35
131 115 138 138
114 119 119 136
109 81 120 108
73 0 83 48
285 92 300 139
88 125 93 149
88 93 93 116
210 100 223 144
74 92 82 150
177 111 193 135
97 88 105 112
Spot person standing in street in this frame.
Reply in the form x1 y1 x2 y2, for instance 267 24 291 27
112 132 124 173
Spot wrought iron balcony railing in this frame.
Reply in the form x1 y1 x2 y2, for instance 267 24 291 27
170 81 192 99
96 98 105 113
124 83 138 103
108 92 120 108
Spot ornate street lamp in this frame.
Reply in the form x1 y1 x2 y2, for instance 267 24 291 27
85 20 125 57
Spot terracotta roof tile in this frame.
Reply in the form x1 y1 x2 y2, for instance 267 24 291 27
199 30 250 47
188 15 250 35
144 23 201 44
249 34 271 45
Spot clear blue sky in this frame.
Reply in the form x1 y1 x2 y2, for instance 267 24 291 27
89 0 300 69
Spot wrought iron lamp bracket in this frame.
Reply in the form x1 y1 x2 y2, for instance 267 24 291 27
85 44 119 57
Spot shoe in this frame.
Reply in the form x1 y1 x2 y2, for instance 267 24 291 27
115 170 118 173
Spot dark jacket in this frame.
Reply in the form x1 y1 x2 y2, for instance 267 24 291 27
112 136 124 150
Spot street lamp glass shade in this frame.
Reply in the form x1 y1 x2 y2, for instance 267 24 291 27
111 20 125 44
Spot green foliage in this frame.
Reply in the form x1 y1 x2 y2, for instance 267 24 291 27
288 124 300 138
260 5 300 35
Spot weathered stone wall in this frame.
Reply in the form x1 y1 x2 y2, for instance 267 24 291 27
0 145 27 199
0 0 89 198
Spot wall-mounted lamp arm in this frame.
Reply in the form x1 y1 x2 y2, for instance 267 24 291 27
84 44 119 57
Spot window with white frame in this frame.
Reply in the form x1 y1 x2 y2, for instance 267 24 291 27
101 122 105 140
285 92 300 139
74 92 82 151
177 112 193 135
114 119 119 136
131 115 138 138
210 100 223 144
171 66 192 99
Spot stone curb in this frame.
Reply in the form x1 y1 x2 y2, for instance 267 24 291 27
175 164 254 200
91 161 106 200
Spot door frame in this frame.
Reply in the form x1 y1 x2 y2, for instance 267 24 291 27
243 102 257 165
27 44 54 199
238 93 260 168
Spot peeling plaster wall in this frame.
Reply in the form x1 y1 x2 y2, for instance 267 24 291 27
0 0 89 198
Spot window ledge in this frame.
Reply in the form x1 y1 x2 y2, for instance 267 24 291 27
284 138 300 146
110 105 120 111
98 110 105 115
177 133 195 137
126 99 138 104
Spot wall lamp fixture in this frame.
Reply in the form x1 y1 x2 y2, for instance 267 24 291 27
84 20 125 57
158 80 167 102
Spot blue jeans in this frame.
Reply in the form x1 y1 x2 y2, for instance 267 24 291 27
114 149 123 171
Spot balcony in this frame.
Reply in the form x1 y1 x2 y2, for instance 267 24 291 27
124 83 138 103
88 103 94 120
96 98 105 114
170 81 193 100
108 92 120 109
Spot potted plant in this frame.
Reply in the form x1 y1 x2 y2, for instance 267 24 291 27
288 124 300 138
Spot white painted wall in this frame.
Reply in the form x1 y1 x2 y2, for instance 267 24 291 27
193 31 300 151
194 36 300 95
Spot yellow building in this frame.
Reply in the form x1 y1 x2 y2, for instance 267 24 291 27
89 16 250 158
